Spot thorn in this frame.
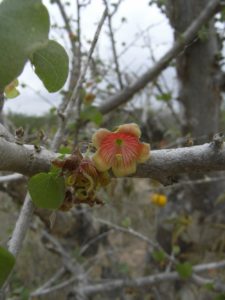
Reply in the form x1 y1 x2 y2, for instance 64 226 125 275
57 109 65 121
34 144 41 153
183 136 194 147
211 133 224 149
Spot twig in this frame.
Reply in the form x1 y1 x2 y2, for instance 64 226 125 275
30 267 66 298
95 218 176 264
51 8 107 151
0 194 34 297
30 274 77 298
76 259 225 295
99 0 220 114
79 231 110 256
54 0 77 59
8 194 35 256
41 230 80 274
76 0 82 77
103 0 124 89
65 7 107 114
0 173 23 183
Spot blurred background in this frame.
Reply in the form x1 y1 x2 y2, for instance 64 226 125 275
1 0 225 299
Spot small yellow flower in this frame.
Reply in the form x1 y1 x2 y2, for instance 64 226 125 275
151 193 167 207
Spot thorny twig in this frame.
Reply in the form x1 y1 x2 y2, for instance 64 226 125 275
99 0 220 114
52 7 107 151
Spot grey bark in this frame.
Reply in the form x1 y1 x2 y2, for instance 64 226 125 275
166 0 221 137
165 0 224 210
99 0 220 115
2 134 225 184
153 2 225 300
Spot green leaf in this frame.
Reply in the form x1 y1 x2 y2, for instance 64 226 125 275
4 79 20 99
28 172 65 209
0 0 50 91
31 40 69 92
121 217 132 228
49 164 63 175
152 250 166 263
0 247 15 287
5 88 20 99
172 245 180 255
156 92 172 102
176 262 193 279
80 106 103 125
59 146 71 155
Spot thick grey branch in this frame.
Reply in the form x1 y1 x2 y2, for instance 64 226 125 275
99 0 220 114
0 138 57 176
135 142 225 184
1 138 225 185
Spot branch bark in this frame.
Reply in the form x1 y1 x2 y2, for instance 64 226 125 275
99 0 220 114
8 194 35 257
1 136 225 185
0 138 56 176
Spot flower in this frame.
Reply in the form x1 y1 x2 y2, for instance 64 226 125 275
92 123 150 177
151 193 167 207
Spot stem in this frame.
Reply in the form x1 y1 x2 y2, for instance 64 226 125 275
8 194 35 256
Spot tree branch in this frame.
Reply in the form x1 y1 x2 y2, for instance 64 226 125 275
103 0 124 89
135 139 225 184
29 259 225 297
99 0 220 114
77 259 225 296
1 136 225 185
0 138 56 176
52 8 107 151
0 173 23 183
8 194 35 257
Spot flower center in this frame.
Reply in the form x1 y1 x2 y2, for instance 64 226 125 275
115 138 123 146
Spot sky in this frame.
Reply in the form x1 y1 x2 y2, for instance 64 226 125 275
4 0 173 115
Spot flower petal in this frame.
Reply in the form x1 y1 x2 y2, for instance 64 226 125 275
116 123 141 138
137 143 150 163
112 158 137 177
92 150 111 172
98 171 111 186
92 128 111 148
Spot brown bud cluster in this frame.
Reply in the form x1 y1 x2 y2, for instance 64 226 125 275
52 150 110 210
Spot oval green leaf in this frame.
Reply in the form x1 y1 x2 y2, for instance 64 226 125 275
0 247 15 288
4 79 20 99
0 0 50 91
28 173 65 209
31 40 69 92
